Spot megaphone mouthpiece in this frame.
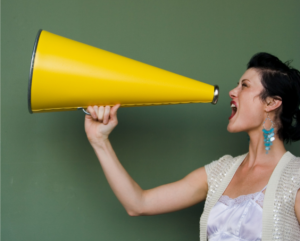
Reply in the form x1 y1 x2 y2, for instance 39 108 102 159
212 85 219 105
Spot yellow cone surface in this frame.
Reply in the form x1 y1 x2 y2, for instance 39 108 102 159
28 30 218 113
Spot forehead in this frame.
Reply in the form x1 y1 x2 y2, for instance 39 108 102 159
240 68 262 85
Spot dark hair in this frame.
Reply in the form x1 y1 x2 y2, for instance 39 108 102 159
247 52 300 143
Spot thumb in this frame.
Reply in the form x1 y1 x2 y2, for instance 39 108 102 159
85 113 93 122
110 104 121 121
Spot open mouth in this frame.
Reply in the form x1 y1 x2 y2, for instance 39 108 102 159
229 102 237 120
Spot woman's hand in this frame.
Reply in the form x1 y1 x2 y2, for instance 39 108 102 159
84 104 120 147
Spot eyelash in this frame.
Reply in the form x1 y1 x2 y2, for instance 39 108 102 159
237 82 248 87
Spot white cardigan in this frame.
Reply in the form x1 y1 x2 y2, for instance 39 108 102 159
200 152 300 241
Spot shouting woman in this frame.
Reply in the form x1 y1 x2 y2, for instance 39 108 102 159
84 53 300 241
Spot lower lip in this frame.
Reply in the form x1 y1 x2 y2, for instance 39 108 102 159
229 111 236 120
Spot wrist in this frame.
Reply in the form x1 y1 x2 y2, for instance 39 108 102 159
90 137 110 149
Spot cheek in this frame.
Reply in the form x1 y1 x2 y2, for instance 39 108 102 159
240 100 264 127
242 109 261 126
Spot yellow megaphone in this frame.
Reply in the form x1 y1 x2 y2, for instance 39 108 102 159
28 29 219 114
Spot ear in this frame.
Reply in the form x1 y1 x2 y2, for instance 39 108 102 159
264 96 282 112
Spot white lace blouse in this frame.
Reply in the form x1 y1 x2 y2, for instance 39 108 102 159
207 185 267 241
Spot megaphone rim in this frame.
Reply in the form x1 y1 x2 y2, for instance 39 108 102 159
212 85 219 105
28 29 43 114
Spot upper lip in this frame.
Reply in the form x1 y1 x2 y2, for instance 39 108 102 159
230 101 237 108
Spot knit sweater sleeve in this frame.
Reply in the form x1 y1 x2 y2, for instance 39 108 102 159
204 155 233 188
204 160 218 179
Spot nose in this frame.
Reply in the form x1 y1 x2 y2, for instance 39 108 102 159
229 86 238 99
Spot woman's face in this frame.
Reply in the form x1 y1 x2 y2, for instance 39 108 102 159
227 68 266 133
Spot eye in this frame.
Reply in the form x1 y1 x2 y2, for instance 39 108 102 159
242 83 247 87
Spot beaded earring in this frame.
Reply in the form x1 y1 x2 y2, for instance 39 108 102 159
262 113 275 154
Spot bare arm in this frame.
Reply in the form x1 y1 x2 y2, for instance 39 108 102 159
85 105 208 216
295 189 300 223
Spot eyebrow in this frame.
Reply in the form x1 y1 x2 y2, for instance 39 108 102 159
241 79 250 83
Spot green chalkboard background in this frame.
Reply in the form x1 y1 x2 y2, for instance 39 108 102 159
2 0 300 240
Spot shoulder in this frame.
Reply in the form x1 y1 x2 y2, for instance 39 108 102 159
281 154 300 180
270 154 300 238
274 153 300 210
204 153 245 177
204 153 246 188
288 155 300 168
271 152 300 196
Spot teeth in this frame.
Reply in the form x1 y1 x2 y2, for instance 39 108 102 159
231 104 236 108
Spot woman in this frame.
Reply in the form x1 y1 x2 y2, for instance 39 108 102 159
84 53 300 240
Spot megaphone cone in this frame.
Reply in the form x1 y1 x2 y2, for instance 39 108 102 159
28 30 219 113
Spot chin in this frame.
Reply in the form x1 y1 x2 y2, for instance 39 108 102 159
227 123 241 133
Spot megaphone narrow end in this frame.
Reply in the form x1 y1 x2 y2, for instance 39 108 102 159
211 85 219 105
28 29 43 114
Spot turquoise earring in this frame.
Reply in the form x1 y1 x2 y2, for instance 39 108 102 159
262 114 275 154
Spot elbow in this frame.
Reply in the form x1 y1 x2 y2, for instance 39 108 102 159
127 210 140 217
125 195 147 217
126 207 145 217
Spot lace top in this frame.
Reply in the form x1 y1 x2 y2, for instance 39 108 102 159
219 191 264 208
207 186 267 241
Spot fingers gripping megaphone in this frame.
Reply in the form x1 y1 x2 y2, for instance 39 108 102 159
28 30 219 114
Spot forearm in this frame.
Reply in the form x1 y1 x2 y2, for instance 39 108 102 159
92 139 208 216
92 139 144 216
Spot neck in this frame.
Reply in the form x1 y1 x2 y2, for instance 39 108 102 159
246 128 286 167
